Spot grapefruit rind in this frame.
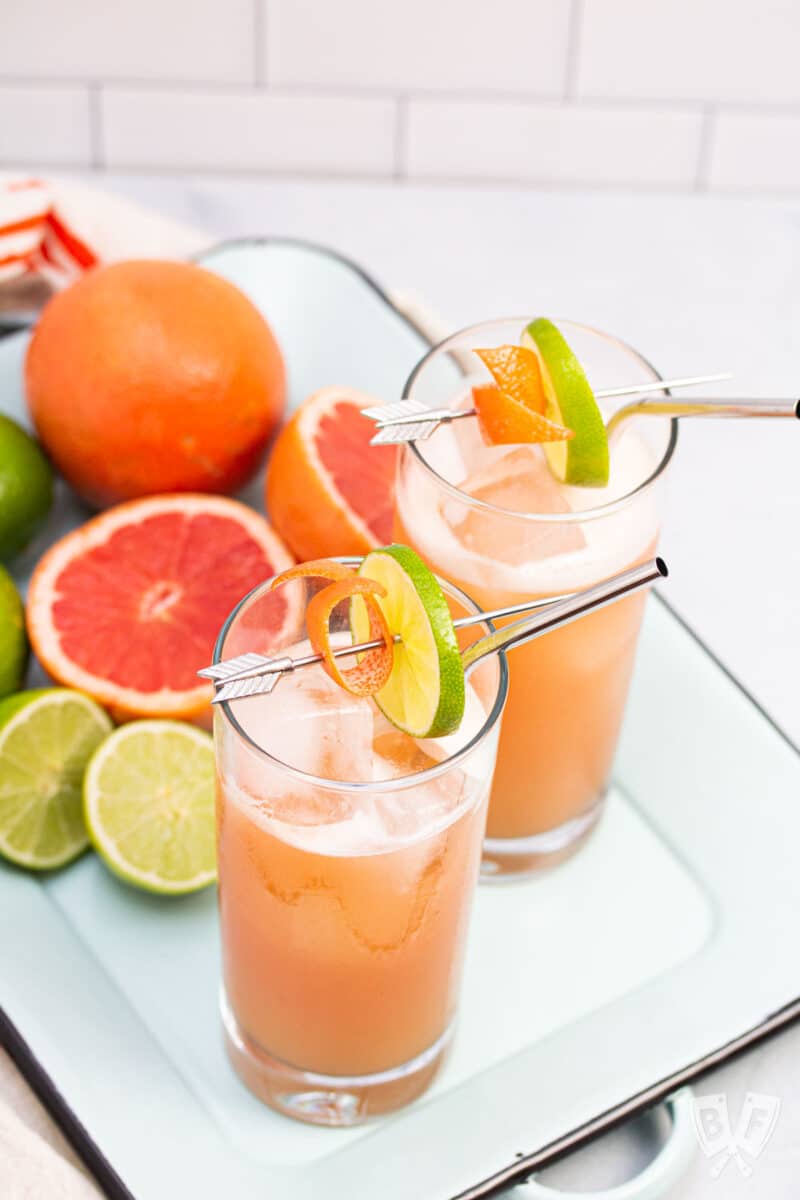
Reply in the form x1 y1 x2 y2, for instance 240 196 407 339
473 345 547 414
266 387 396 560
306 575 394 697
472 383 574 447
271 560 394 697
26 494 298 720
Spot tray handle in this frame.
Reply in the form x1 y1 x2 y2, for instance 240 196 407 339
510 1089 696 1200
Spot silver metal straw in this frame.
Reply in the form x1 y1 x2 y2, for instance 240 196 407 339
204 560 666 704
363 373 732 445
606 395 800 438
460 558 667 676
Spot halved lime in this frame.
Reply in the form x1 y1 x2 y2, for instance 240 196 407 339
353 545 465 738
0 688 112 870
84 720 216 895
523 318 610 486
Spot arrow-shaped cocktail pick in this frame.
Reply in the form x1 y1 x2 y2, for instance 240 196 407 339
203 558 667 705
362 373 732 445
199 593 575 696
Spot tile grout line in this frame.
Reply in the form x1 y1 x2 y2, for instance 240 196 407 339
15 161 726 192
9 159 800 196
694 105 717 192
254 0 266 87
564 0 585 100
88 81 104 169
0 76 733 109
4 74 800 116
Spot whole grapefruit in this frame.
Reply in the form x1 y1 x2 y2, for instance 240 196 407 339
25 260 285 506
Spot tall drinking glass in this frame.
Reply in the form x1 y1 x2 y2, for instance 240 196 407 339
394 319 676 878
213 566 507 1125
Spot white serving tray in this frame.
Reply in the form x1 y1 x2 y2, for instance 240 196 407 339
1 240 798 1200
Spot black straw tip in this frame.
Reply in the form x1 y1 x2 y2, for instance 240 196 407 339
655 556 669 579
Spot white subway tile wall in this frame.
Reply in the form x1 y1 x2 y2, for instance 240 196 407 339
709 113 800 192
406 101 703 186
266 0 570 94
0 86 92 166
577 0 800 105
103 90 396 174
2 0 799 191
0 0 256 84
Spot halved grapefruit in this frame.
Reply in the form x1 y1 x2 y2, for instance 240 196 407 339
265 387 396 560
26 494 297 722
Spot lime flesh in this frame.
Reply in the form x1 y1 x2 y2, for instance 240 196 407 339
84 720 216 895
0 688 112 870
523 318 610 487
354 545 465 738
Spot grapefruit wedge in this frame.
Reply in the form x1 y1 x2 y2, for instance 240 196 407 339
27 494 297 721
265 387 397 560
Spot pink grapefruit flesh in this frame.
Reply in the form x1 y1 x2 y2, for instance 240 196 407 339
316 402 396 544
27 494 297 719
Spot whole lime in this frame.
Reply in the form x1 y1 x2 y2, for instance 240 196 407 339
0 414 54 560
0 566 28 696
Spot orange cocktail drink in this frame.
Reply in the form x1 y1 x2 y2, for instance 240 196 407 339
213 568 506 1125
394 319 675 877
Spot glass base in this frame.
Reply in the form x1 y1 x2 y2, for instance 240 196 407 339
221 990 452 1126
480 792 606 881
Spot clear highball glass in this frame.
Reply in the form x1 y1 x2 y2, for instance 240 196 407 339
213 564 507 1125
394 318 676 878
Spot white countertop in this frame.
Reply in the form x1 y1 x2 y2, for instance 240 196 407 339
38 173 800 1197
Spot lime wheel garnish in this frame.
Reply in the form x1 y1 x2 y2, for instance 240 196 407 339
522 318 610 486
272 548 466 737
353 545 465 738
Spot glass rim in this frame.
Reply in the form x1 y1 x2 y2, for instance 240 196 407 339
212 559 509 793
402 316 679 524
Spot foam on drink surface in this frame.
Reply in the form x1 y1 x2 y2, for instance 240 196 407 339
397 400 661 595
224 646 492 856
